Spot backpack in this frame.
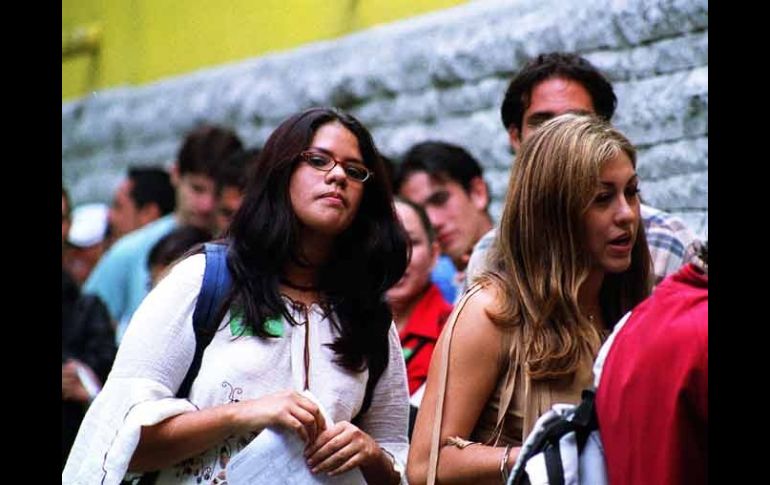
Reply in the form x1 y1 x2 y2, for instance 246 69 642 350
136 242 383 483
507 389 608 485
134 243 232 485
176 242 233 399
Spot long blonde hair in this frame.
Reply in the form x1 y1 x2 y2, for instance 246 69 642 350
484 113 651 380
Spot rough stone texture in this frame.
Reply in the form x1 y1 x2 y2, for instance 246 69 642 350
63 0 708 238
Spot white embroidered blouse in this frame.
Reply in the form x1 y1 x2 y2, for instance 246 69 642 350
62 254 409 484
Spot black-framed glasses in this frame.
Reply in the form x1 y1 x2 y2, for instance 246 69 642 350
298 150 372 183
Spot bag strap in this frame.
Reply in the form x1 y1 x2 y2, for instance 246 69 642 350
571 388 598 452
427 283 484 485
177 242 233 399
136 243 232 485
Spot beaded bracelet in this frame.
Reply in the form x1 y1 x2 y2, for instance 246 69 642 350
499 444 512 484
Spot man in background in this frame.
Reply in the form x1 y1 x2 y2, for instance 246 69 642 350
394 141 493 302
84 125 243 342
108 166 175 244
466 52 698 285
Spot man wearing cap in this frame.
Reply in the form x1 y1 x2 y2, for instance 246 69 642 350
63 203 110 286
83 125 243 343
61 186 117 469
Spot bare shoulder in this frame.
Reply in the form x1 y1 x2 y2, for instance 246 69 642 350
449 284 505 350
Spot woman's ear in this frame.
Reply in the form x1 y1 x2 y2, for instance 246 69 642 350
468 176 490 212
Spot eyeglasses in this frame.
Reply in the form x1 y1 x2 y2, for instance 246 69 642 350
298 150 372 183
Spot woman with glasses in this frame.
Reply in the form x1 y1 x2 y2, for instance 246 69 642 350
64 108 410 484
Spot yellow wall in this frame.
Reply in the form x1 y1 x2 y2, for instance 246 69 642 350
62 0 466 100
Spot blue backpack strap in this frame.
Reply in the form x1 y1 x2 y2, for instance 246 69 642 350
176 242 232 399
137 243 232 485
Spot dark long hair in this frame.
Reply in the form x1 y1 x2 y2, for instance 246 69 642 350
226 107 407 407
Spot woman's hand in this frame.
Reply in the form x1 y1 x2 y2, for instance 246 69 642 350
231 390 326 444
62 359 97 403
304 421 377 476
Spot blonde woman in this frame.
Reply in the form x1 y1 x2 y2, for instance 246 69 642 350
407 113 652 484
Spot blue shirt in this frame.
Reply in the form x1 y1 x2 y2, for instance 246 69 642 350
83 214 178 342
430 254 459 303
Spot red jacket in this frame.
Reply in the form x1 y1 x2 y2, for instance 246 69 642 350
399 284 453 395
596 263 708 485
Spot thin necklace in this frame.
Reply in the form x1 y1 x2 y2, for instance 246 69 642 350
581 306 600 323
280 278 319 292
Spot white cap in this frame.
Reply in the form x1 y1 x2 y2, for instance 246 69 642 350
67 203 109 248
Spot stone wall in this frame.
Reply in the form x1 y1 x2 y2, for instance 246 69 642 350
62 0 708 237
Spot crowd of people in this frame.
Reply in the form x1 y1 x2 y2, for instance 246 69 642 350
63 52 707 485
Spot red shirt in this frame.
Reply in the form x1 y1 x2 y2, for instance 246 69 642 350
596 263 708 485
399 284 453 395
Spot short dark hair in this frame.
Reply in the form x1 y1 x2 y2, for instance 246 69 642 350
128 167 176 216
500 52 617 133
148 225 212 269
177 125 244 177
215 147 260 196
393 141 484 194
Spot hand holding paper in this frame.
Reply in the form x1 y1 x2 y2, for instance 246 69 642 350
229 389 327 444
226 390 364 484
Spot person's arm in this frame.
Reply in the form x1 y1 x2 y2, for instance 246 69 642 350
305 324 408 485
129 390 326 472
62 359 97 403
406 286 520 485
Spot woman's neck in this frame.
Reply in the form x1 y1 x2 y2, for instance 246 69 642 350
281 260 320 305
578 268 605 327
281 231 332 307
389 284 431 333
296 229 335 267
390 297 418 333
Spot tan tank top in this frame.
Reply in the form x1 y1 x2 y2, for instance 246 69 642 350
470 327 596 446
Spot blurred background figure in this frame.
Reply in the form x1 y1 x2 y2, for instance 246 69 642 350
108 166 175 244
147 225 213 288
63 202 110 286
83 124 243 343
386 198 452 438
394 141 493 303
214 147 259 236
61 185 117 470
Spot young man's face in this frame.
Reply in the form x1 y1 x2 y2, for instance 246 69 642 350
509 77 596 150
215 186 244 236
108 179 141 240
398 171 489 270
174 172 217 230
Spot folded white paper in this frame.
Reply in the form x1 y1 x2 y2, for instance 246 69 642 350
226 390 365 484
